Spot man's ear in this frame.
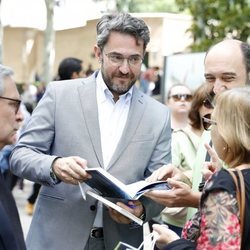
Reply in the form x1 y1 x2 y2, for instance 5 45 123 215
94 45 102 63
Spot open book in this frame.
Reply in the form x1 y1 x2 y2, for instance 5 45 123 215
86 190 144 225
85 167 171 200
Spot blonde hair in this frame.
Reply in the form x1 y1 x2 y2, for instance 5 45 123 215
213 87 250 167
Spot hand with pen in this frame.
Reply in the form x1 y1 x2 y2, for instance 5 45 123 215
108 200 145 224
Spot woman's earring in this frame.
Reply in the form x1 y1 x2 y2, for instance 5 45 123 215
223 145 230 152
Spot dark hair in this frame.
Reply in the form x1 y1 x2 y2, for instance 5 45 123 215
58 57 83 80
240 42 250 85
96 13 150 52
189 83 213 130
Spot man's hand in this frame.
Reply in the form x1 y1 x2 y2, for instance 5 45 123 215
146 164 181 182
108 200 144 224
52 156 91 185
145 178 200 208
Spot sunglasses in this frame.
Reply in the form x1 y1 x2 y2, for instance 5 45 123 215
202 116 217 131
169 94 192 102
0 96 22 114
203 98 214 109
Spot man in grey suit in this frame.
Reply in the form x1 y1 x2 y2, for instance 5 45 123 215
10 13 171 250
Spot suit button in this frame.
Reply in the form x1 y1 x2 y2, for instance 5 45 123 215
90 205 96 211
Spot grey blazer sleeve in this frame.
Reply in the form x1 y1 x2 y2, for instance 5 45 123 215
10 82 60 185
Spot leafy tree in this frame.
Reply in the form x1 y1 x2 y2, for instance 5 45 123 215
116 0 179 13
175 0 250 51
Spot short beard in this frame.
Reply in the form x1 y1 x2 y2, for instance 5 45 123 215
101 70 136 96
106 79 136 96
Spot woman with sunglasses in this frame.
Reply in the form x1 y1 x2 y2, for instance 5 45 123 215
161 83 214 236
148 87 250 249
166 84 193 130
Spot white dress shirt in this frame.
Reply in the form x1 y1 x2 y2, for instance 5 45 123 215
93 71 133 227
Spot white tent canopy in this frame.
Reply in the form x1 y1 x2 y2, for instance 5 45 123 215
1 0 102 30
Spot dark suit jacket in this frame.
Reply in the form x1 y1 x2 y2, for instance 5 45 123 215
0 172 26 250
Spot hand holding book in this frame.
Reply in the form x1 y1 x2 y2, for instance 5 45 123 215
79 167 171 225
84 167 171 200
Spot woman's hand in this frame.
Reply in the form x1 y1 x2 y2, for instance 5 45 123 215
152 224 180 249
203 143 223 180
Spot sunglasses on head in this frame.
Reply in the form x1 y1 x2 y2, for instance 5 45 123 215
169 94 192 102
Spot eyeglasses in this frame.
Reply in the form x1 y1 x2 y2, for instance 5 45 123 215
202 116 217 131
169 94 192 102
104 52 143 67
0 96 21 114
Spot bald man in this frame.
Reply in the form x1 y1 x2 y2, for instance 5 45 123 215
146 39 250 208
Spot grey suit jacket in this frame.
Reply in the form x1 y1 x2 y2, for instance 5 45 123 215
10 74 171 250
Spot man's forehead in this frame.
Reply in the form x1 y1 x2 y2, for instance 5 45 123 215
205 49 245 74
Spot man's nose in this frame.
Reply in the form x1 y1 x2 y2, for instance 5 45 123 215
213 79 227 95
16 108 24 123
118 59 130 74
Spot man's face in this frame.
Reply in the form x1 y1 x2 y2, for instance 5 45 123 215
0 76 23 149
204 41 247 95
94 31 144 100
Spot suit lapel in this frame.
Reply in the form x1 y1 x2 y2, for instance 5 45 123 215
77 76 104 168
107 88 146 170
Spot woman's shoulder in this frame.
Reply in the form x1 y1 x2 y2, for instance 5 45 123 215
172 126 200 149
204 169 235 193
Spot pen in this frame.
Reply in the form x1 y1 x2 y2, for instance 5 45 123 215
78 181 86 200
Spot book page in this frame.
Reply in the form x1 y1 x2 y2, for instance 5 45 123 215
126 180 171 199
85 168 133 199
85 168 171 200
86 190 143 226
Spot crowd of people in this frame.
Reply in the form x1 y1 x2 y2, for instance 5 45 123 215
0 11 250 250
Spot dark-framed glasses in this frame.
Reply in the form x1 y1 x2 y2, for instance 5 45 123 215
202 116 217 131
169 94 192 102
0 96 21 114
104 52 143 67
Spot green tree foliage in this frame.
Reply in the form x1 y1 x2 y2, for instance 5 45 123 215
175 0 250 51
116 0 179 13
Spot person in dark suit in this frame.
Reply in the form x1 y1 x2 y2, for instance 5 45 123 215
0 64 26 250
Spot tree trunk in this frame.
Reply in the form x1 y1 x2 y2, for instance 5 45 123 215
0 0 3 64
42 0 55 84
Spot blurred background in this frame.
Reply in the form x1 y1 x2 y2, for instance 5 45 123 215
0 0 249 101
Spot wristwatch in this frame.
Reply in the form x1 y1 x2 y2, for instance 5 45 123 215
50 166 60 184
